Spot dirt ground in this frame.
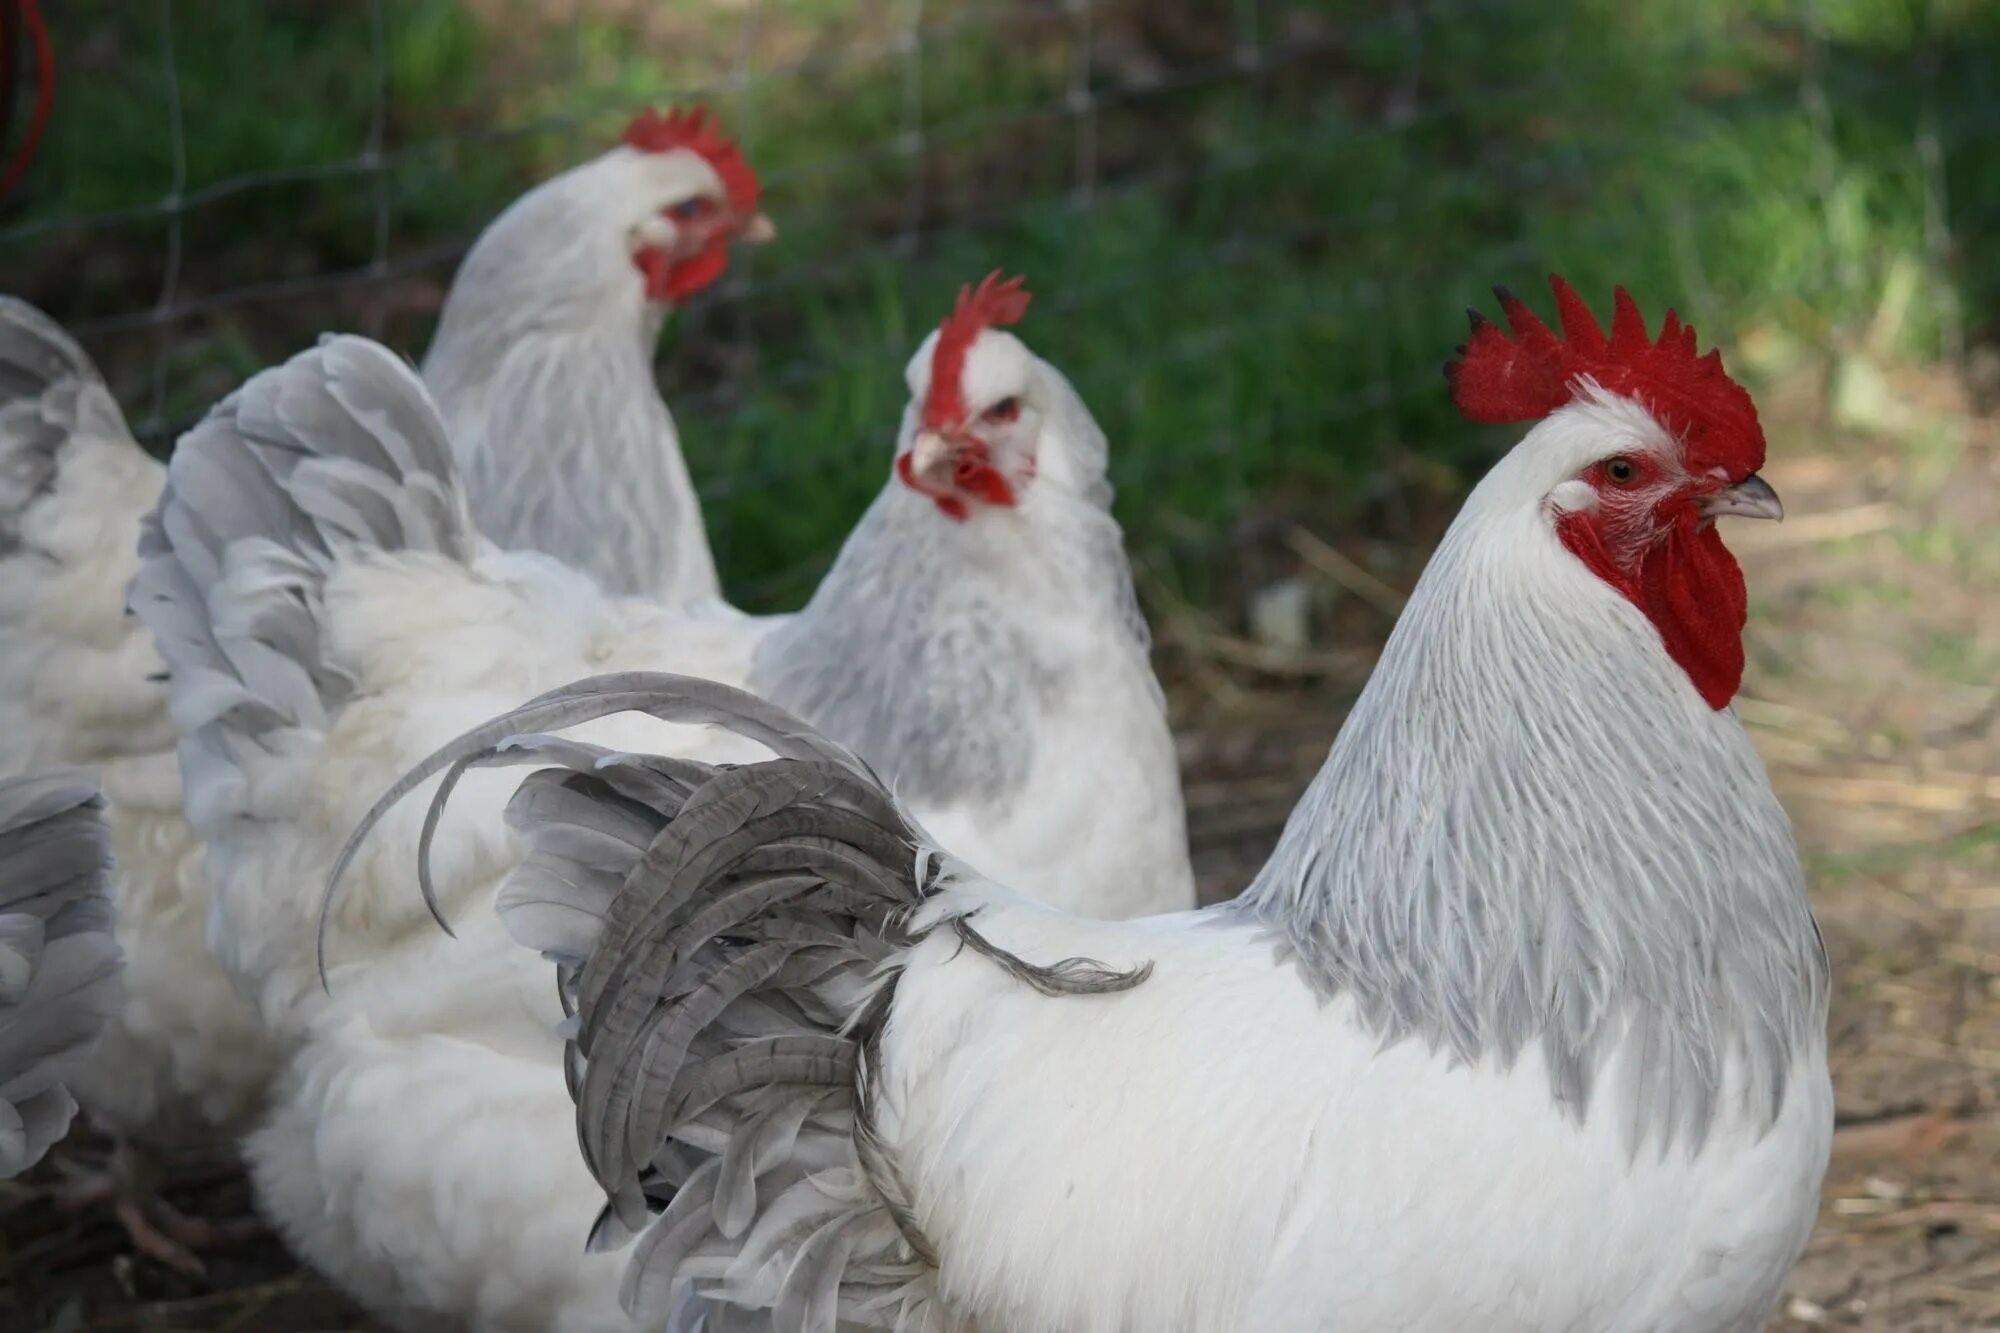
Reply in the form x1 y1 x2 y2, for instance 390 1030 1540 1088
1 353 1995 1330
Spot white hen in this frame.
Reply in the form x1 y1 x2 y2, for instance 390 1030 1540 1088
130 277 1188 1330
0 103 771 1270
417 276 1833 1333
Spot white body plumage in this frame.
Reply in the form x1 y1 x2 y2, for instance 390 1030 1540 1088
876 895 1827 1332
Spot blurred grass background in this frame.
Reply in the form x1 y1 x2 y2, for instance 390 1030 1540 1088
1 0 1995 610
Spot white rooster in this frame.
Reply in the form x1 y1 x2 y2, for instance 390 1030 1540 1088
0 103 771 1270
129 274 1190 1330
405 276 1834 1332
0 769 120 1180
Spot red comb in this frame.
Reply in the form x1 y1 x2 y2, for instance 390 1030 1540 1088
923 271 1033 432
1446 275 1764 478
622 106 762 214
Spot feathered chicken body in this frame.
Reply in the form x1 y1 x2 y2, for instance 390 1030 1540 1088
435 278 1831 1332
0 769 120 1179
0 105 769 1269
131 276 1187 1329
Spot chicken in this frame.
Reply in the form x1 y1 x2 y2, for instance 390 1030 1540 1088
0 301 273 1271
0 769 120 1180
128 274 1189 1329
424 104 775 603
409 276 1834 1332
0 103 772 1272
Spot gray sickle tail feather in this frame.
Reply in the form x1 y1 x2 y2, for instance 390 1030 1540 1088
0 769 121 1178
337 671 1149 1332
127 335 475 841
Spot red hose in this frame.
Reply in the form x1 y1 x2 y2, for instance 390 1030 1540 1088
0 0 53 206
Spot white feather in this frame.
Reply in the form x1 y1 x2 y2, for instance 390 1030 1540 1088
858 891 1829 1332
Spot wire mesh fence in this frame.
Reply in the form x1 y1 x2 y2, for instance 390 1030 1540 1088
2 0 1996 607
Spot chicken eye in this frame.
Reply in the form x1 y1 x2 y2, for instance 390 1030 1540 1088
982 397 1021 425
668 198 712 222
1604 457 1639 486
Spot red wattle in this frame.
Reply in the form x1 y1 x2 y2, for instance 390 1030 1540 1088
663 241 730 301
633 247 673 298
633 241 730 303
896 452 970 522
952 456 1017 509
1636 512 1747 710
895 439 1017 520
1556 506 1748 710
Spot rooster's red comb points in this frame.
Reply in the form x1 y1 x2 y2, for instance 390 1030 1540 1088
621 105 762 213
1446 274 1764 478
923 271 1033 432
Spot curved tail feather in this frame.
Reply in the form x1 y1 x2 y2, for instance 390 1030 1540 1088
385 673 1148 1330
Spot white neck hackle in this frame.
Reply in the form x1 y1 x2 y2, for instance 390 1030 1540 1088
751 352 1148 809
418 147 722 602
1240 393 1828 1153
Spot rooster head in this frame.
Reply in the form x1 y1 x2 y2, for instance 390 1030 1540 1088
896 272 1043 522
618 106 775 304
1448 275 1779 709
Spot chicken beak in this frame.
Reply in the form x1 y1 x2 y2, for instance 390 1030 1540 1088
738 212 778 245
1697 473 1784 522
909 429 953 479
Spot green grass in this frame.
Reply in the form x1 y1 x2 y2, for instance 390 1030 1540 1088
1917 627 1997 684
6 0 2000 608
1810 819 2000 884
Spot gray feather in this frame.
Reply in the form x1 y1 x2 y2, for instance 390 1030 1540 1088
0 299 125 557
0 770 121 1178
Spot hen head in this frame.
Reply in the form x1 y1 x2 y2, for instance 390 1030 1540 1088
1448 275 1781 710
615 106 776 304
897 272 1044 522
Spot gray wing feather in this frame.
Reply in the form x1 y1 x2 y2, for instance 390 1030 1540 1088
0 298 121 554
128 335 474 864
0 298 100 398
0 769 121 1177
375 674 1147 1331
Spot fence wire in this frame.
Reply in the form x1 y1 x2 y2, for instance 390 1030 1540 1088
0 0 1992 605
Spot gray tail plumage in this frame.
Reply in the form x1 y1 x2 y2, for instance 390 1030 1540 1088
127 334 474 840
0 769 121 1178
343 671 1147 1332
0 297 117 546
